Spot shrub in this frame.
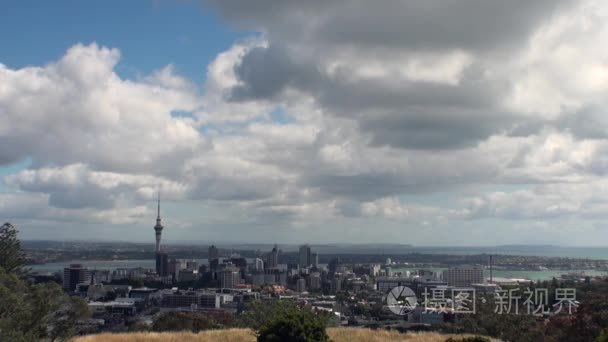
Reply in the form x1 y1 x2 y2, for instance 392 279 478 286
257 309 329 342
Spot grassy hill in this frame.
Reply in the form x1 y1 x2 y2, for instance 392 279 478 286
73 328 499 342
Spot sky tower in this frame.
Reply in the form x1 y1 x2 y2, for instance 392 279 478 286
154 192 164 253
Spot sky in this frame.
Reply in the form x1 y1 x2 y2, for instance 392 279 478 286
2 0 608 246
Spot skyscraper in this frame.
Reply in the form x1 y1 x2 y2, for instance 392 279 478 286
154 192 164 253
266 244 279 269
156 252 169 277
63 264 91 291
299 245 312 269
254 258 264 271
220 266 241 289
311 252 319 268
208 245 219 261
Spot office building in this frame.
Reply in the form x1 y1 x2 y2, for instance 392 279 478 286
63 264 91 291
369 264 381 277
178 269 199 282
162 290 220 309
418 270 441 282
208 245 219 261
220 267 241 288
443 266 484 287
230 257 247 269
310 272 321 290
299 245 312 268
311 253 319 268
90 270 112 284
266 244 279 269
331 276 342 293
186 261 198 271
156 253 169 277
254 258 264 271
296 278 306 292
376 277 412 293
168 258 182 277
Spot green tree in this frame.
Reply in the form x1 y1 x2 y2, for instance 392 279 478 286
597 329 608 342
239 300 302 330
257 309 329 342
0 222 25 273
0 222 89 341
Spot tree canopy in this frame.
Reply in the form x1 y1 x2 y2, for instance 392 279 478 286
0 222 90 341
0 222 25 273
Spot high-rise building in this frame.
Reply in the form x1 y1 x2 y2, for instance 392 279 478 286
220 267 241 288
443 266 484 287
311 253 319 268
254 258 264 271
310 272 321 290
63 264 91 291
296 278 306 292
208 245 219 261
331 275 342 293
154 192 164 253
178 269 199 282
156 253 169 277
266 244 279 269
369 264 381 277
299 245 312 269
186 261 198 271
230 257 247 269
168 258 182 278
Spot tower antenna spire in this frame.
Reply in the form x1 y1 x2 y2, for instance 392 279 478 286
157 190 161 219
154 189 164 254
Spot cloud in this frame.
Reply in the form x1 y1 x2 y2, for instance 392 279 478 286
0 43 204 174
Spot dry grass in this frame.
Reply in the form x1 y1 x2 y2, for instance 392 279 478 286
328 328 500 342
73 328 256 342
73 327 499 342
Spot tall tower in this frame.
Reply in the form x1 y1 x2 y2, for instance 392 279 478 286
154 192 164 253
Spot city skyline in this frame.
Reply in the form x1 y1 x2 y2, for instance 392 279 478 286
3 1 608 246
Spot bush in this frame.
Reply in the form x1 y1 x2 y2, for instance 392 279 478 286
241 300 334 331
257 309 329 342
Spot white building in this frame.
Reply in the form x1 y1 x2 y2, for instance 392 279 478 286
310 272 321 290
254 258 264 271
296 278 306 292
443 266 484 287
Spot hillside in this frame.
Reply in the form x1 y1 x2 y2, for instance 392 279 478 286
73 327 499 342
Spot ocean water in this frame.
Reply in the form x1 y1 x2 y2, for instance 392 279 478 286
391 267 608 281
403 246 608 259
